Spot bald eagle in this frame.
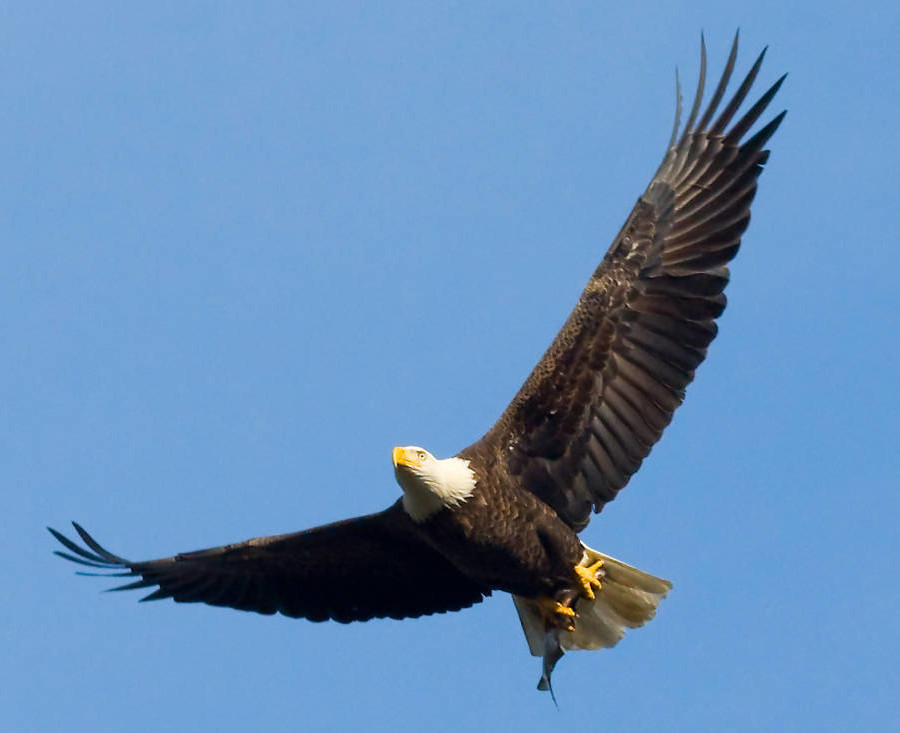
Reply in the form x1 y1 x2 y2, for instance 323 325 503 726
50 34 785 695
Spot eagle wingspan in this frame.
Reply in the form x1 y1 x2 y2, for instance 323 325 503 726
466 34 786 531
49 502 490 623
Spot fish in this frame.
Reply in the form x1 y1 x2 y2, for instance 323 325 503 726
536 627 565 705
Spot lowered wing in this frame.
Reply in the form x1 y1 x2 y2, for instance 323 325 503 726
49 502 490 623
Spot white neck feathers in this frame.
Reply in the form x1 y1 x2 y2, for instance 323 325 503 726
398 456 477 522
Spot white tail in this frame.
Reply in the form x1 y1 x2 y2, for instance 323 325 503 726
514 545 672 657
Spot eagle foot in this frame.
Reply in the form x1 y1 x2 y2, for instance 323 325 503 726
574 559 604 600
535 596 576 632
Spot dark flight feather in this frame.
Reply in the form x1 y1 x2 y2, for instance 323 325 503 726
49 504 490 622
465 33 785 531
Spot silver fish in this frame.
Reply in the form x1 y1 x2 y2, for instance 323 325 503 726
536 628 565 705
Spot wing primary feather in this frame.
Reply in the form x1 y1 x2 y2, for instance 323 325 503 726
739 109 787 156
48 527 111 565
677 33 707 148
654 68 683 182
670 186 755 243
107 578 154 592
667 38 709 178
138 573 210 603
673 155 762 226
641 271 729 298
667 67 683 151
697 30 741 130
52 550 116 569
72 522 128 564
711 45 767 135
75 571 134 577
669 246 742 276
140 587 174 603
725 74 787 143
173 575 226 604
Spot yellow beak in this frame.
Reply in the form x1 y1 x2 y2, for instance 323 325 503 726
392 446 420 469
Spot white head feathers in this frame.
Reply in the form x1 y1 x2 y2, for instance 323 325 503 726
392 446 477 522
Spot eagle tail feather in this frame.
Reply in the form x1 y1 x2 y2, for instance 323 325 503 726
566 546 672 651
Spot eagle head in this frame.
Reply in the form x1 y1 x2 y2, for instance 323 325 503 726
392 445 476 522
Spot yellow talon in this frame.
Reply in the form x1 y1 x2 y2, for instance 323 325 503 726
574 559 604 600
535 596 576 631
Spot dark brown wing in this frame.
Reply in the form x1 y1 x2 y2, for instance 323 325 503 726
463 34 786 531
49 502 490 623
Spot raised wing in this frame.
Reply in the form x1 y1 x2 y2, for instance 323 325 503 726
464 34 786 531
49 503 490 623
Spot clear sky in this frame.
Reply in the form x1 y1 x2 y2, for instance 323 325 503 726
4 2 898 731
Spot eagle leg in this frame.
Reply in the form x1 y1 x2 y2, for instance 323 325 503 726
535 596 576 633
574 559 604 600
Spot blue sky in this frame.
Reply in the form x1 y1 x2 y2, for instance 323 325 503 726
4 2 898 731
